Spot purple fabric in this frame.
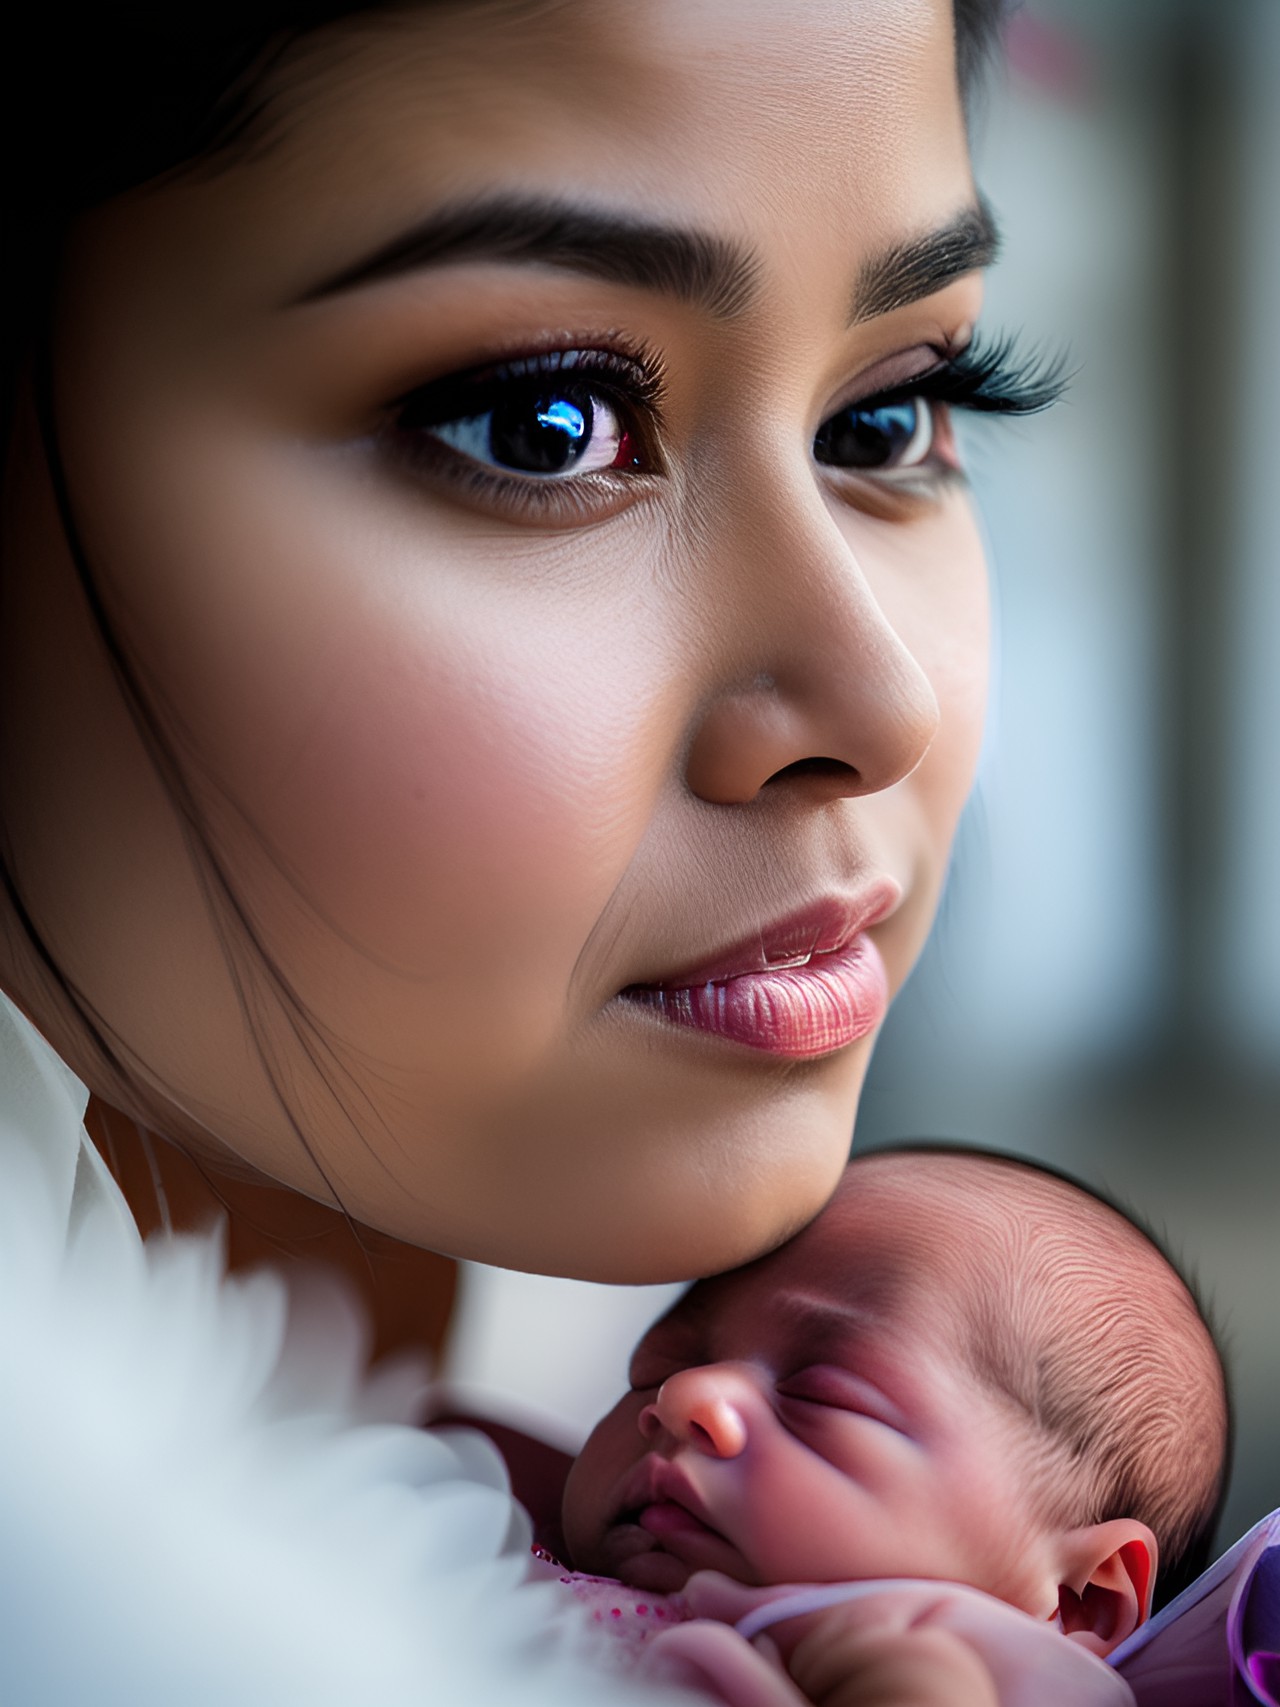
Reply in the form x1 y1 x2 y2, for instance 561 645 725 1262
1229 1534 1280 1705
1111 1512 1280 1707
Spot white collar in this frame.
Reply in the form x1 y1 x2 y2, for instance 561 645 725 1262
0 988 137 1255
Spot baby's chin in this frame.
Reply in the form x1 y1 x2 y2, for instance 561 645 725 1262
577 1513 751 1593
611 1547 696 1594
572 1522 697 1593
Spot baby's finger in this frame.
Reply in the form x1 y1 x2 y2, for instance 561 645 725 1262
644 1622 808 1707
730 1582 928 1655
680 1571 804 1627
789 1626 1000 1707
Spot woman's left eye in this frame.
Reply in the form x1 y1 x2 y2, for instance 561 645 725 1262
813 396 936 476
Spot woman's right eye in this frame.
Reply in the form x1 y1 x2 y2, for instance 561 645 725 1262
408 380 633 479
388 346 663 506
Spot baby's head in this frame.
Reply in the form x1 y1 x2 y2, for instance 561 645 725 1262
563 1148 1228 1655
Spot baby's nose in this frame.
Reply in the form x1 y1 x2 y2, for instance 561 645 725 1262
639 1365 751 1457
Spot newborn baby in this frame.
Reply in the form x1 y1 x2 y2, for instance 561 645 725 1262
558 1147 1228 1686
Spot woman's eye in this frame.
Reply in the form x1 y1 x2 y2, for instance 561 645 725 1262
423 382 631 479
390 348 660 502
813 396 935 475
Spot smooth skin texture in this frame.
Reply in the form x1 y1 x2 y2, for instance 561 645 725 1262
0 0 989 1291
564 1162 1156 1653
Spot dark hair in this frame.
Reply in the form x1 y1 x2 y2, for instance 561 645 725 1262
2 1 1010 332
8 2 1010 208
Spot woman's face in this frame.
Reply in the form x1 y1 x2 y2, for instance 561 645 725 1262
1 0 989 1279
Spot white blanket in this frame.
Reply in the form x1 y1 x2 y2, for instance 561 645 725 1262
0 992 673 1707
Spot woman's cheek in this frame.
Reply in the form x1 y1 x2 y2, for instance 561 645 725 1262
895 498 987 787
94 429 678 1060
257 609 651 972
917 516 990 838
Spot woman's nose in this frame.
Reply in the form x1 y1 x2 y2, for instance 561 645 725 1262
683 502 943 807
639 1365 752 1457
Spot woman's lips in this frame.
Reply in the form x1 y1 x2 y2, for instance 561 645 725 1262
618 886 897 1059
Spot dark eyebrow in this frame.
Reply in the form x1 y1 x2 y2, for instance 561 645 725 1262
850 201 1001 325
292 194 760 320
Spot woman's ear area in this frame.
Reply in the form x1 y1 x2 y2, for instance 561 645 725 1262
1053 1519 1158 1656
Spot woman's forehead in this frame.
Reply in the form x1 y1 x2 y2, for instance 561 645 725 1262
98 0 973 322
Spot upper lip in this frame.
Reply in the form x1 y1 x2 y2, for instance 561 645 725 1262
611 1455 721 1534
624 882 900 991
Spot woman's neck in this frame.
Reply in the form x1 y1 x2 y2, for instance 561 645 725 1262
84 1095 458 1368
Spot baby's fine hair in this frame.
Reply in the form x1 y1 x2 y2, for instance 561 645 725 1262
852 1145 1230 1611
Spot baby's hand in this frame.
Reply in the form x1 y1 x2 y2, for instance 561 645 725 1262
645 1573 1136 1707
757 1603 998 1707
645 1582 994 1707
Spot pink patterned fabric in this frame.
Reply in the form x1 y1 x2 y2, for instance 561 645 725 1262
530 1547 690 1670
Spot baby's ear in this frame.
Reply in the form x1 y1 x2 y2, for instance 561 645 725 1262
1055 1520 1158 1657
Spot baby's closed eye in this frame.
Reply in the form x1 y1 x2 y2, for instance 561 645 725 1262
774 1366 906 1431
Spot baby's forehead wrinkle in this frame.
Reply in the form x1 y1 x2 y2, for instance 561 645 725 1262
669 1246 958 1373
766 1289 894 1345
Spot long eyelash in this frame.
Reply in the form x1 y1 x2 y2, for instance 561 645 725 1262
504 344 667 418
874 332 1070 419
863 332 1071 423
396 339 667 428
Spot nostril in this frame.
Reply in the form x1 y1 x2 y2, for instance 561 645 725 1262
689 1420 716 1449
763 755 859 787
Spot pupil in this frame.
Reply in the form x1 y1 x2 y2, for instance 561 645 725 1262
815 400 917 468
489 388 591 474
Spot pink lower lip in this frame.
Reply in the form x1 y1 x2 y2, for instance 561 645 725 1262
638 1500 719 1540
621 933 889 1059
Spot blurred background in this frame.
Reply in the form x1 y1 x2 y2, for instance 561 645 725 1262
442 0 1280 1553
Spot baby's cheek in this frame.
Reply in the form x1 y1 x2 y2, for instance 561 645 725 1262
561 1408 634 1566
